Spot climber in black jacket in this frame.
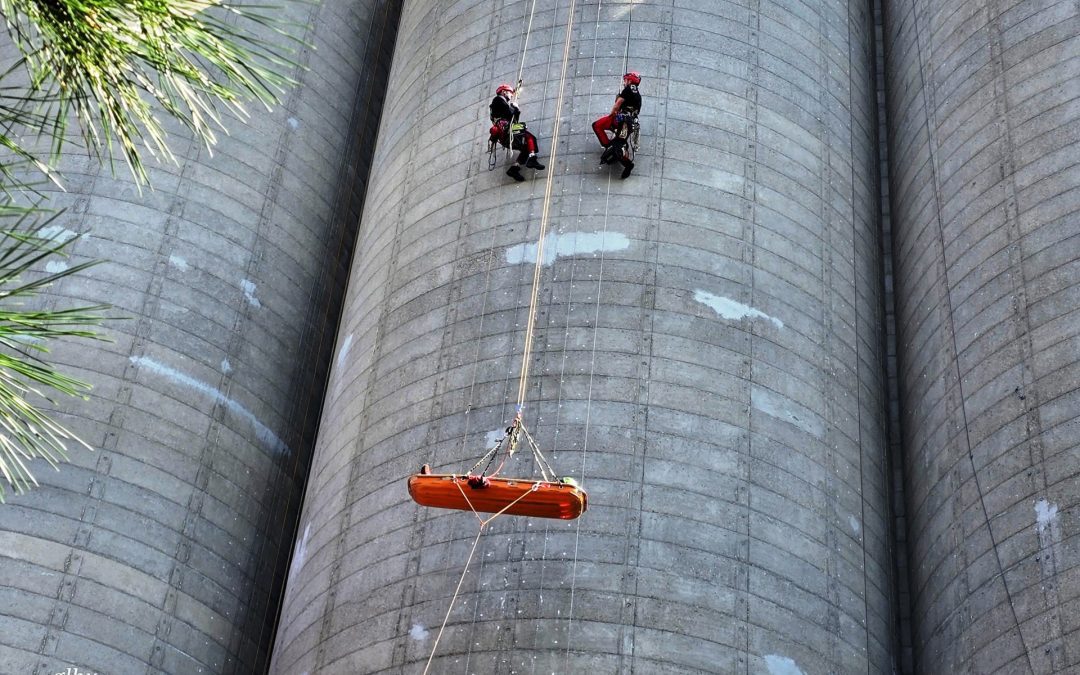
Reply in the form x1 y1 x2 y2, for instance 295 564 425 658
489 83 545 182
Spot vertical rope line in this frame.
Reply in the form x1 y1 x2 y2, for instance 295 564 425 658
516 0 580 409
622 3 632 74
565 0 630 662
423 480 543 674
516 0 539 90
460 0 538 467
422 527 484 675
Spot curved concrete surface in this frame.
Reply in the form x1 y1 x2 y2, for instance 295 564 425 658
0 2 401 673
271 1 893 673
883 0 1080 672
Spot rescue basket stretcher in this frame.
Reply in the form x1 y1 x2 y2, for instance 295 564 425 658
408 472 587 520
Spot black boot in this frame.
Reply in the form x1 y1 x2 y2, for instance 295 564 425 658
600 144 619 165
525 154 545 170
620 159 634 179
507 165 525 182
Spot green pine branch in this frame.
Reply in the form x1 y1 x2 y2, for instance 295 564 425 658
0 1 304 500
0 0 304 185
0 207 110 502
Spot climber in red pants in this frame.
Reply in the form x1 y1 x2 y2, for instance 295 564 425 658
592 72 642 178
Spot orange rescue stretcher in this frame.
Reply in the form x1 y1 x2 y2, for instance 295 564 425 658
408 472 588 520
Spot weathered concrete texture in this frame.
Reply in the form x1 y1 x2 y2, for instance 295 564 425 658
270 0 893 672
0 2 401 674
883 0 1080 672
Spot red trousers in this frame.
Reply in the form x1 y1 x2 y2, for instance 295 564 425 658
592 113 618 146
491 122 539 161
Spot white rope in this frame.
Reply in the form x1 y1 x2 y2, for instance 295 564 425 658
565 1 633 664
623 2 632 74
422 479 543 675
461 0 542 465
516 0 539 96
516 0 580 410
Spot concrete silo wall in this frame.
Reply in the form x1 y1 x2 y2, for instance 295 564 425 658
0 1 401 673
271 0 893 672
882 0 1080 672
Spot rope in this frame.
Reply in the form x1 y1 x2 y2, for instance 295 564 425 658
423 527 483 675
515 0 539 97
461 0 539 458
565 1 633 664
518 422 557 482
427 2 581 668
422 479 542 674
516 0 580 410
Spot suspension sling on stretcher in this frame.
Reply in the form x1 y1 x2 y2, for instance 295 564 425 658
407 414 588 520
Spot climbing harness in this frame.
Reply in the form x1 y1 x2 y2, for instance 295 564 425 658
487 117 527 171
600 111 640 165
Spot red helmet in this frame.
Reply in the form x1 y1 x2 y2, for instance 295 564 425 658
623 71 641 85
496 83 515 96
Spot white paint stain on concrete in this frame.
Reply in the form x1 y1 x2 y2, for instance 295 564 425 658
337 333 354 370
849 515 861 534
288 117 300 129
694 289 783 329
752 385 824 439
409 623 429 641
1034 498 1063 578
240 279 261 308
1036 499 1059 533
505 231 630 266
485 428 504 449
40 225 78 243
765 654 805 675
129 356 290 456
169 255 190 271
45 261 68 273
221 359 232 375
289 523 310 581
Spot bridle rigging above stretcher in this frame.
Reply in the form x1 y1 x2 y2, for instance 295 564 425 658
465 412 559 485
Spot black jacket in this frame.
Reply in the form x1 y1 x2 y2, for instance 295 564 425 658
490 95 520 123
617 84 642 114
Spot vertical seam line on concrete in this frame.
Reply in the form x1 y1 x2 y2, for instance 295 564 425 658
848 0 873 670
741 1 761 671
986 0 1064 666
907 0 1036 670
817 2 844 670
391 0 457 664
